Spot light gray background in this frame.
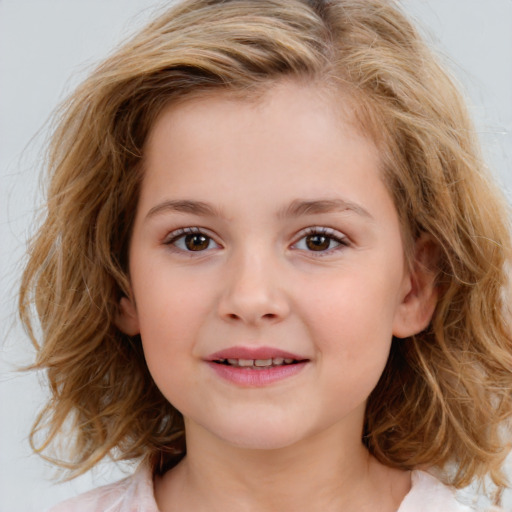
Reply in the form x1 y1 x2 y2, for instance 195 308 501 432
1 1 511 511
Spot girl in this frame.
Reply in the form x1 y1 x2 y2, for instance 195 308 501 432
19 0 512 510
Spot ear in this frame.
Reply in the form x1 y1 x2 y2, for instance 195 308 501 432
392 234 439 339
115 295 140 336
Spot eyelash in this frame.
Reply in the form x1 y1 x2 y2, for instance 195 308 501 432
163 226 349 255
291 226 349 256
164 227 220 254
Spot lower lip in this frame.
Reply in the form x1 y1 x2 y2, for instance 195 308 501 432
207 361 308 386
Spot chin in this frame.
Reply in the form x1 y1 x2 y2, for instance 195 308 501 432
210 420 307 451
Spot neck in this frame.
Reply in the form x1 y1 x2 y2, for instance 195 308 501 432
155 423 410 512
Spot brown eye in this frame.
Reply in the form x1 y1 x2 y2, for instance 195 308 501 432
305 234 331 251
184 233 210 251
167 228 220 254
293 228 347 254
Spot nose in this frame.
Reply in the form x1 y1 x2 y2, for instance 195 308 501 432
217 247 290 326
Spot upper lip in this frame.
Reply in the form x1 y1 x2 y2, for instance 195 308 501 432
206 346 308 361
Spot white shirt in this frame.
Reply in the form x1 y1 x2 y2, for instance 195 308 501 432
47 463 472 511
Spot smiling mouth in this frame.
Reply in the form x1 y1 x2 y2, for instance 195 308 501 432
213 357 305 370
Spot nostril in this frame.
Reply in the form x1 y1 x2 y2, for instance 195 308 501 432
226 312 276 321
218 290 290 324
223 311 280 324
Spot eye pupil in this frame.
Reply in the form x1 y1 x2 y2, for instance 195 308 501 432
185 233 209 251
306 234 330 251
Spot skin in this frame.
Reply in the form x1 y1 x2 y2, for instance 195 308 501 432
117 81 437 512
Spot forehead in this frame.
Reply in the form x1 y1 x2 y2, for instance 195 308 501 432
146 80 377 164
137 81 393 222
145 77 376 149
144 79 378 164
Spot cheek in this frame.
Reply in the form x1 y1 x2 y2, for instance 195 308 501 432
130 265 218 392
134 280 208 409
132 257 215 337
304 288 395 415
303 272 401 333
299 270 401 370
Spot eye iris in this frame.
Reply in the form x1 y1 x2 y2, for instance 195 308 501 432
306 234 330 251
184 233 209 251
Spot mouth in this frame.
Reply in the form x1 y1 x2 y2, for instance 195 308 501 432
206 346 309 385
212 357 306 370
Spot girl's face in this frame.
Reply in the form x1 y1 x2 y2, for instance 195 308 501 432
119 81 435 452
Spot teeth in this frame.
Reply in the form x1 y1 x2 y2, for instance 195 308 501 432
254 359 272 367
217 357 299 368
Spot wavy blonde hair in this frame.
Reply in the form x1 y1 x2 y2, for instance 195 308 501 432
19 0 512 495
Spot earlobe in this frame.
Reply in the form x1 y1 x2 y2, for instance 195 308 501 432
115 296 140 336
392 235 439 339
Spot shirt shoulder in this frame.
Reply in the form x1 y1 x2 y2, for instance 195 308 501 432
46 463 159 512
397 470 472 512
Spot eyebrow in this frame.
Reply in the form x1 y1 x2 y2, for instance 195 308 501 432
146 199 223 220
145 197 373 221
277 198 373 220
